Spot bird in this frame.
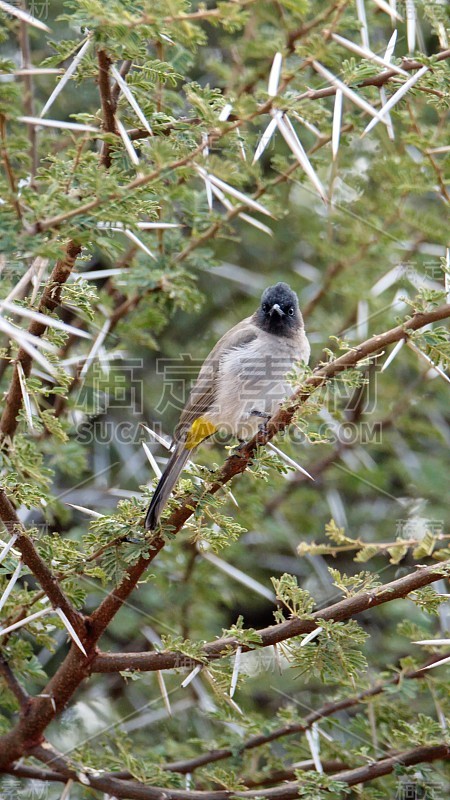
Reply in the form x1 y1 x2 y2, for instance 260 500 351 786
145 282 310 529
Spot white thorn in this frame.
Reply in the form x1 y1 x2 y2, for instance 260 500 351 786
312 61 385 122
274 113 327 204
65 503 104 518
110 64 152 136
142 441 163 479
0 300 92 339
373 0 403 22
55 608 87 657
0 0 51 32
407 340 450 385
405 0 416 54
0 607 51 638
331 33 408 76
305 724 323 773
413 639 450 646
267 441 315 480
79 319 111 379
230 645 242 698
363 66 429 136
332 89 343 161
380 338 404 372
199 547 276 602
181 664 202 688
16 362 34 430
384 29 398 63
116 117 141 166
237 212 273 236
355 0 370 49
141 425 172 450
0 561 22 613
218 103 233 121
59 779 73 800
18 116 100 132
40 36 92 117
421 655 450 670
268 52 283 97
195 166 274 217
156 670 172 716
301 627 323 647
253 113 281 164
0 534 18 565
122 229 157 260
445 248 450 303
136 221 181 229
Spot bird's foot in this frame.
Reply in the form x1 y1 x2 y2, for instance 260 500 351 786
249 409 271 436
249 409 271 421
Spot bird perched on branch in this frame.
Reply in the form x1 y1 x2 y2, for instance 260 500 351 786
145 282 310 529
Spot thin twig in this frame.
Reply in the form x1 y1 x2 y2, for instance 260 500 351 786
97 49 118 168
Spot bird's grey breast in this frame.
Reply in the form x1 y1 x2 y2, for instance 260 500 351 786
207 329 309 435
221 330 309 386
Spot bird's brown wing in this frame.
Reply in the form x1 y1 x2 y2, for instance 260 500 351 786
174 317 258 442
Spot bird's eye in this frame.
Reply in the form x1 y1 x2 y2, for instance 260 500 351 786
262 303 269 312
288 306 294 316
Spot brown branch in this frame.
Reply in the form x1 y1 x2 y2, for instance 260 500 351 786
0 638 95 767
127 49 450 146
127 117 201 140
97 49 118 168
332 745 450 789
287 1 347 52
294 49 450 104
111 59 132 105
6 744 449 799
160 652 450 775
3 764 64 782
243 761 348 788
92 560 450 674
136 2 257 27
0 240 81 443
2 761 322 790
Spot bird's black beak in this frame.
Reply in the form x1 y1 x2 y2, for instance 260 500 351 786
269 303 284 317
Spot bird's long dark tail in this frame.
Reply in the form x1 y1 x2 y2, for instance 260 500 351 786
145 443 191 530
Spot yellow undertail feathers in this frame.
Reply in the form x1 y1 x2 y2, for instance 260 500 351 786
184 417 217 450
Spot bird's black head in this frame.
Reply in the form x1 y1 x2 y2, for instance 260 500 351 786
254 282 303 336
